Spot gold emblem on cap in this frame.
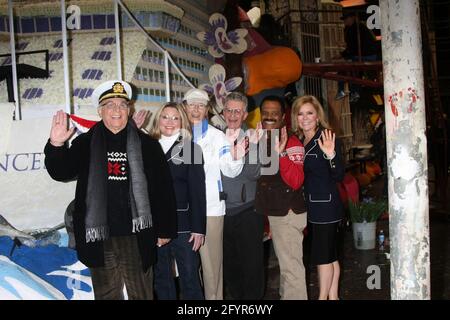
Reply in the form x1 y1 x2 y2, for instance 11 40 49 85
112 82 125 94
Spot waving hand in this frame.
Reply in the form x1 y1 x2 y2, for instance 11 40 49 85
50 110 75 147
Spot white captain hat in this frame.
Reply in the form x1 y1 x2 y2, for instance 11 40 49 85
92 80 133 107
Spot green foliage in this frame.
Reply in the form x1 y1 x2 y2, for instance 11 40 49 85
348 199 388 223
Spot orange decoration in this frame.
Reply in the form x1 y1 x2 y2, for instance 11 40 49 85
244 46 302 96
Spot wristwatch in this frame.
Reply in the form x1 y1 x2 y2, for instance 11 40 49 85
279 151 288 157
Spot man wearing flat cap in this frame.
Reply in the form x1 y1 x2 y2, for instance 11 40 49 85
44 80 177 300
183 88 244 300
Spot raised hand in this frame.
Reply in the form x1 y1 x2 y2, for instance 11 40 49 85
133 109 150 129
225 127 241 145
230 136 249 160
248 121 264 144
274 126 288 154
50 110 75 147
318 129 336 158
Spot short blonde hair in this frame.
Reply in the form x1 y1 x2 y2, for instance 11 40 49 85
149 102 192 140
291 95 331 137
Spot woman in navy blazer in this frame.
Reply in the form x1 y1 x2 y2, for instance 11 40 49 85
149 102 206 300
291 95 345 300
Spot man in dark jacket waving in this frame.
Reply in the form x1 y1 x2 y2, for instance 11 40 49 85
255 95 308 300
44 80 177 300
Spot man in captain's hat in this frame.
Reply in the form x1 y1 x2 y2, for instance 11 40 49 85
44 80 177 300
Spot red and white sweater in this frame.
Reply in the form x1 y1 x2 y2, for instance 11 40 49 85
279 135 305 190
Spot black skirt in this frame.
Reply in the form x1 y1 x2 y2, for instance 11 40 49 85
309 222 340 265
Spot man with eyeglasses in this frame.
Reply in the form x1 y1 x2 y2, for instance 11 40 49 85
221 92 266 300
44 80 177 300
183 88 244 300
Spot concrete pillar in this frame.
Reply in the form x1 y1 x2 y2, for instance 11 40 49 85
380 0 430 299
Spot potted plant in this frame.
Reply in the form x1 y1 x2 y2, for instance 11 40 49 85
348 198 387 250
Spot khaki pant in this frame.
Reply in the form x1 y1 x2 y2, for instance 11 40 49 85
268 210 308 300
199 215 224 300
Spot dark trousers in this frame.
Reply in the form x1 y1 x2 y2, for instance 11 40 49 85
154 232 204 300
89 235 153 300
223 207 265 300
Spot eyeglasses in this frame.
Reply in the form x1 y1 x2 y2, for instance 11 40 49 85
100 102 129 110
160 115 180 121
224 108 243 116
187 103 206 110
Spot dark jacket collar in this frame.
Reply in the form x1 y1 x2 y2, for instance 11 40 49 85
305 128 322 148
303 128 325 157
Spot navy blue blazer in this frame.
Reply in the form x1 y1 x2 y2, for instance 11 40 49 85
302 128 345 223
165 136 207 235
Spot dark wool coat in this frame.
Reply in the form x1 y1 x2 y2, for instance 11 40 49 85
303 128 345 223
44 122 177 271
164 136 206 234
